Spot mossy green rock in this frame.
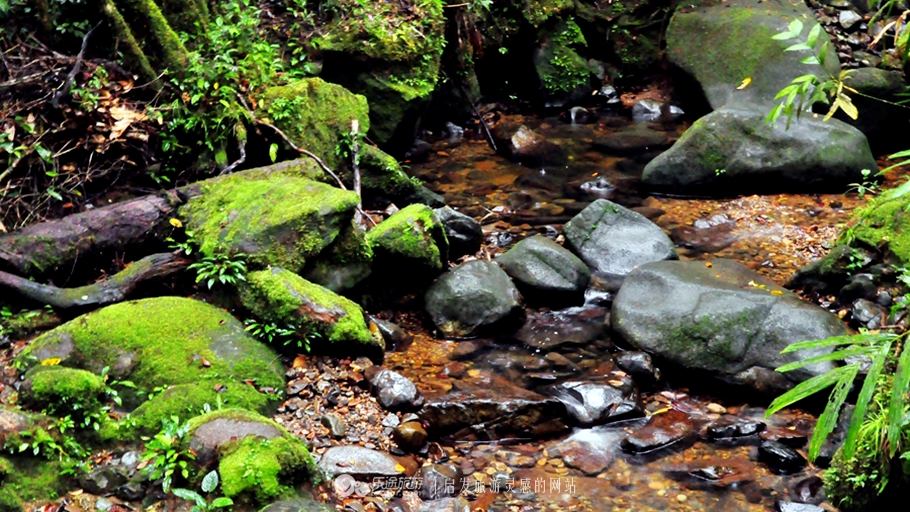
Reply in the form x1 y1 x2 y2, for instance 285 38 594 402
316 0 445 153
23 367 104 412
0 457 66 510
367 204 448 271
258 78 370 169
240 268 377 349
302 220 373 293
16 297 284 396
642 106 876 195
611 259 845 393
848 191 910 265
666 0 839 109
357 145 418 200
187 409 315 504
181 173 360 274
533 17 593 107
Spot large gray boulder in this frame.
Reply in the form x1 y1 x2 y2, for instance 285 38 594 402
563 199 677 278
496 235 590 306
642 106 875 194
611 259 846 393
425 261 523 337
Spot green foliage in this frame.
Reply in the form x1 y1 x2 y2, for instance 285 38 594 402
173 470 234 511
847 169 881 198
188 253 248 289
243 319 318 352
141 416 195 493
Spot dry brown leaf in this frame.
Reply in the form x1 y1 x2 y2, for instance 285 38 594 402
109 106 148 140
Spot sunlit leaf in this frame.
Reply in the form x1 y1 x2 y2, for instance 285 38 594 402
737 77 752 90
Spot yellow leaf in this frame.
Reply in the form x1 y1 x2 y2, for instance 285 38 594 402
705 262 713 268
837 93 859 120
40 357 62 366
737 77 752 90
467 369 481 378
395 463 406 473
770 290 784 296
169 218 183 228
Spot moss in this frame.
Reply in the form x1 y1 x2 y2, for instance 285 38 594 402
241 268 375 347
258 78 370 169
15 297 284 396
101 0 157 82
847 193 910 265
180 174 360 273
116 381 275 438
27 367 104 411
0 488 19 512
1 309 60 340
523 0 575 26
118 0 189 72
366 204 448 270
302 220 373 293
357 145 417 199
0 457 66 506
219 435 315 504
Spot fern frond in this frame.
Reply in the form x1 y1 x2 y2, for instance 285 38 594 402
766 364 860 418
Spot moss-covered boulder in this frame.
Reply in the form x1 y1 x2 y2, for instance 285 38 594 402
20 367 104 413
666 0 839 109
302 220 373 293
180 173 360 274
316 0 446 154
845 191 910 265
611 259 845 394
0 406 47 446
258 78 370 170
367 204 448 271
0 457 67 511
357 145 418 202
15 297 284 398
186 409 315 504
533 17 594 107
240 268 378 351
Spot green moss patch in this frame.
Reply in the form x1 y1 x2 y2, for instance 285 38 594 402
0 457 66 509
258 78 370 168
303 220 373 293
240 268 376 348
366 204 448 270
219 435 314 503
846 192 910 265
180 173 360 273
25 367 104 412
16 297 284 396
357 145 417 199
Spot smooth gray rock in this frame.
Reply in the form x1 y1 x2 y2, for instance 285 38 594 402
642 105 875 195
611 259 845 393
318 446 406 478
189 416 282 466
497 235 591 306
425 261 523 337
564 199 677 278
546 378 643 427
434 207 482 261
365 366 424 411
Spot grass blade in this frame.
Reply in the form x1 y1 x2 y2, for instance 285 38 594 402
766 365 858 417
809 365 859 461
781 334 892 354
844 341 891 459
889 341 910 457
776 345 877 372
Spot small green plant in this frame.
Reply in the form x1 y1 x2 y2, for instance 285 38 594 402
715 168 726 176
172 470 234 511
243 318 318 352
141 416 195 493
188 253 248 289
847 169 880 198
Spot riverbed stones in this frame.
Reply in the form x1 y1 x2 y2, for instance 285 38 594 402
0 406 42 444
557 427 626 475
642 105 876 195
259 499 336 512
393 421 428 451
496 235 590 306
616 351 660 388
546 378 643 426
611 259 845 393
425 261 523 337
621 409 694 453
591 126 671 156
564 199 677 277
705 416 766 440
418 463 464 500
367 204 448 271
759 440 807 473
514 306 608 350
318 446 415 479
434 206 482 260
364 366 424 411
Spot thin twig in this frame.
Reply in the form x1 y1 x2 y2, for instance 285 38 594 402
351 119 363 226
219 137 247 175
51 22 102 108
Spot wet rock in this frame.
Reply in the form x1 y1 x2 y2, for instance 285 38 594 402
418 375 568 441
621 409 694 453
95 497 114 511
365 367 424 411
116 480 147 501
837 67 908 152
189 412 283 466
776 502 824 512
496 235 591 307
612 259 845 393
491 123 566 166
788 245 858 294
418 463 464 500
0 405 41 443
434 207 482 260
705 417 765 440
615 351 660 387
564 199 677 278
584 272 625 306
818 404 854 466
321 414 346 438
407 186 447 208
631 100 683 122
414 497 471 512
793 475 825 505
319 446 416 478
591 127 671 156
594 85 621 105
369 316 413 352
513 306 607 350
78 465 129 495
759 427 809 448
259 498 336 512
851 298 885 329
643 106 874 195
425 261 523 338
449 340 488 361
393 421 428 451
563 106 595 124
557 427 626 475
546 378 643 427
578 178 616 200
368 204 449 271
839 10 862 29
838 273 878 305
759 440 807 473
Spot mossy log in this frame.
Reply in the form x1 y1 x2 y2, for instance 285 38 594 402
0 252 190 310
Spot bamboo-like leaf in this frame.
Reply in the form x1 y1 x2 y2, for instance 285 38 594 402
781 334 891 354
890 149 910 159
837 93 859 120
785 42 813 52
766 104 784 127
788 19 804 35
801 56 821 65
889 342 910 457
883 177 910 198
772 31 797 40
791 74 818 84
809 365 859 461
806 23 822 47
844 340 891 459
766 365 859 417
776 345 877 373
819 43 828 65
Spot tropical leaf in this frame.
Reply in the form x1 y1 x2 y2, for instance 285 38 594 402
766 365 859 418
890 343 910 457
844 340 891 459
810 365 859 461
781 333 892 353
776 345 878 372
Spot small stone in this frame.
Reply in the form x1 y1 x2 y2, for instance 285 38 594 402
393 421 428 452
759 440 807 473
321 413 346 438
706 403 726 414
418 463 464 500
676 494 688 502
94 497 114 511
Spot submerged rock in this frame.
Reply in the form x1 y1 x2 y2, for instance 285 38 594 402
496 235 591 307
611 259 845 393
591 126 671 155
557 427 626 475
364 366 424 411
621 409 694 453
546 378 643 426
513 306 607 350
563 199 677 277
425 261 523 338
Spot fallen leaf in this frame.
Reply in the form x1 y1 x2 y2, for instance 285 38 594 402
395 463 407 473
770 290 783 296
705 261 713 267
40 357 62 366
169 218 183 228
737 77 752 90
109 106 148 140
201 357 211 367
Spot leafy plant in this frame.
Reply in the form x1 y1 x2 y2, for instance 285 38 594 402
847 169 881 198
188 253 247 289
172 470 234 511
141 416 195 493
244 318 318 352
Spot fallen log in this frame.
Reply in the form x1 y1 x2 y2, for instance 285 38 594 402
0 252 190 310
